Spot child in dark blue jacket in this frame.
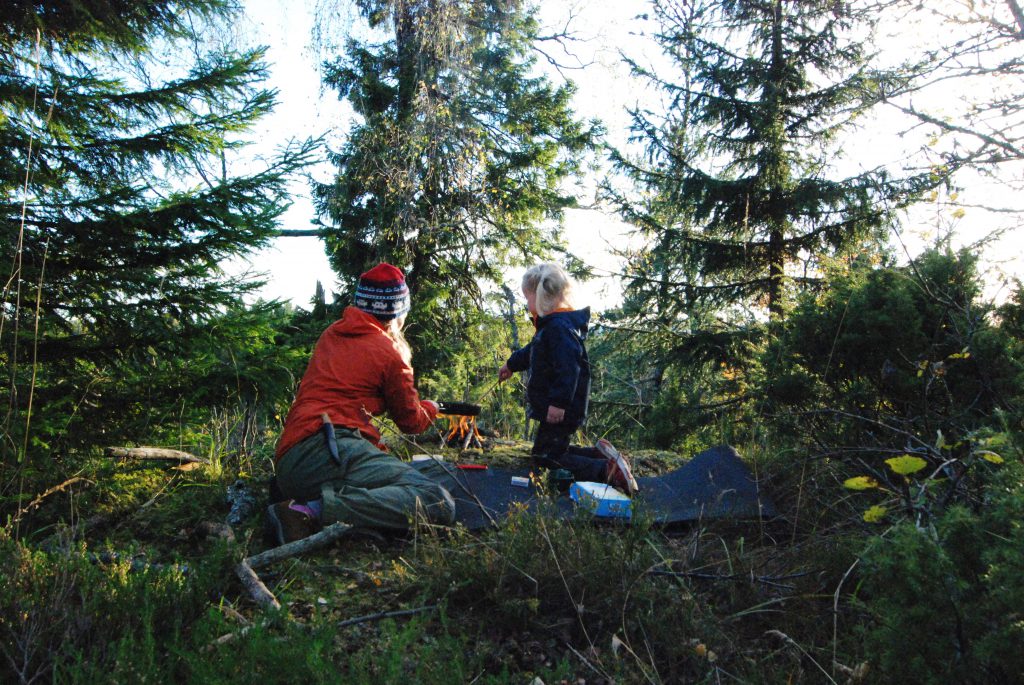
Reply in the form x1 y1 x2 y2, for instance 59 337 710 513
498 263 638 495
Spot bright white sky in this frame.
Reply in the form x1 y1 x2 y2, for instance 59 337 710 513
225 0 664 312
226 0 1023 312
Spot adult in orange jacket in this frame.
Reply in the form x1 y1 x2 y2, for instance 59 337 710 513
267 263 455 545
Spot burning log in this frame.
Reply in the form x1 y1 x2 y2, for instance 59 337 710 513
437 401 483 449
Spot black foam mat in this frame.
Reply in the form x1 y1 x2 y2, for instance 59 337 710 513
412 444 775 530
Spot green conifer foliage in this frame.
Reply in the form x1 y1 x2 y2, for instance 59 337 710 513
314 0 597 372
763 249 1021 450
610 0 933 321
1 1 316 459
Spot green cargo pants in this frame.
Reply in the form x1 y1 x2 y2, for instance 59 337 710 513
275 427 455 531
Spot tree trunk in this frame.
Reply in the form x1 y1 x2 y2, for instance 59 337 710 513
766 0 788 320
1007 0 1024 36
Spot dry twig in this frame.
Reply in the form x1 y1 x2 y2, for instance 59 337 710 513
337 604 437 629
10 475 93 525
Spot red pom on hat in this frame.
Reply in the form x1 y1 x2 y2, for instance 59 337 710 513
359 262 406 285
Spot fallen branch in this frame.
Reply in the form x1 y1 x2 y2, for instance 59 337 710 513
104 446 210 465
203 602 255 652
11 476 93 525
337 604 437 629
243 522 354 570
235 560 281 611
234 522 354 612
648 568 815 591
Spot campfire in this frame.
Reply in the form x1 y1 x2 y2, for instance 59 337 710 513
436 401 483 449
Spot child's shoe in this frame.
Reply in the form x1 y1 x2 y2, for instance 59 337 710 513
598 438 639 497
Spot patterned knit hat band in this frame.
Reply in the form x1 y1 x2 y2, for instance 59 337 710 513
355 263 410 320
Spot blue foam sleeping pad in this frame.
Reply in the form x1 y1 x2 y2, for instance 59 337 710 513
411 444 776 530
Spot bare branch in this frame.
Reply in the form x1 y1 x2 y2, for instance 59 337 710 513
243 522 354 570
235 560 280 611
273 229 325 237
336 604 438 629
886 102 1024 160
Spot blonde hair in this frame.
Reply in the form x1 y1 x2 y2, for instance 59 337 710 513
384 315 413 365
522 263 574 317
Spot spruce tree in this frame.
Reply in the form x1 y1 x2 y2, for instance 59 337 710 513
0 0 315 459
314 0 597 372
610 0 932 321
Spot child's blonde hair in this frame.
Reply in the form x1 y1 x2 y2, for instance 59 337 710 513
522 263 574 317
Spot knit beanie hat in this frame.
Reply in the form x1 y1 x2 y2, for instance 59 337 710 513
354 263 411 320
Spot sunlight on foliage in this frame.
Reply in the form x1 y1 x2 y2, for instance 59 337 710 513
978 451 1005 464
843 476 880 490
863 505 888 523
884 455 928 475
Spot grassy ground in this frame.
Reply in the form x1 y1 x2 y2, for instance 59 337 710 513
0 434 868 684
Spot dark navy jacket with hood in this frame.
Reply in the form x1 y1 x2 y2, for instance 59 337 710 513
506 307 591 428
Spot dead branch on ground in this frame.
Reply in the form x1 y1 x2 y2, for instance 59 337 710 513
104 446 210 465
235 522 354 610
235 560 281 611
337 604 437 629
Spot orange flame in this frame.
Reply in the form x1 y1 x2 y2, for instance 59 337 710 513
440 413 483 448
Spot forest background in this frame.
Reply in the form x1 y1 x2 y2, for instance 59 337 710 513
2 0 1024 683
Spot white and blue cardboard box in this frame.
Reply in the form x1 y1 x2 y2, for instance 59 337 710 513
569 481 632 519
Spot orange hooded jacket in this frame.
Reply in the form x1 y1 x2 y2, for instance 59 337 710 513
274 306 437 460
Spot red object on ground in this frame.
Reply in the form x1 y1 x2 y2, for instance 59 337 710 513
456 463 488 470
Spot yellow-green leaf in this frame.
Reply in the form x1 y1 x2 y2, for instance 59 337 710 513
885 455 928 475
983 433 1008 448
978 451 1004 464
863 505 887 523
844 476 880 490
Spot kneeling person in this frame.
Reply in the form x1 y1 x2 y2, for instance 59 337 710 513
268 263 455 545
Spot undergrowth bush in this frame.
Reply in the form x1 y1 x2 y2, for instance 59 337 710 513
857 460 1024 684
407 498 748 682
0 535 228 683
762 248 1019 448
335 613 574 684
755 248 1024 531
187 612 339 684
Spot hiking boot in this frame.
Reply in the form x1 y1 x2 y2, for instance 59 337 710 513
266 500 319 546
598 438 639 497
